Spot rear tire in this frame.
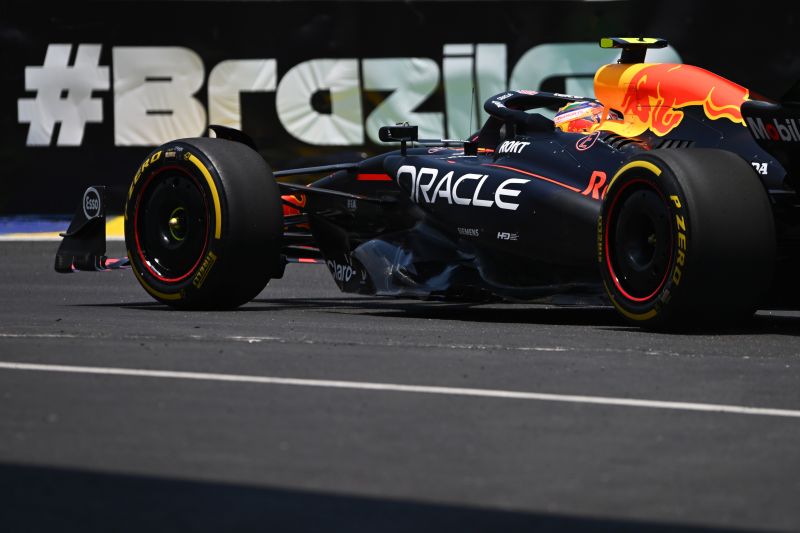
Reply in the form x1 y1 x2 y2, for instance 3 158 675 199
124 138 283 309
598 149 775 330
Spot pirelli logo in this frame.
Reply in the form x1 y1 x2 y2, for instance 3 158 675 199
192 251 217 289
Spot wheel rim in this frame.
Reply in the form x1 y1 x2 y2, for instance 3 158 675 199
605 179 673 302
134 167 210 283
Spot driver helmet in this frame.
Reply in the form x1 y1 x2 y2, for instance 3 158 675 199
554 100 606 133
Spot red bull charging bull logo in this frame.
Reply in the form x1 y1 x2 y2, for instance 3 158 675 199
593 63 749 138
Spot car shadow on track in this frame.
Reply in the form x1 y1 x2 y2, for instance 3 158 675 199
76 298 800 334
78 297 633 329
0 461 759 533
320 303 622 327
214 297 625 327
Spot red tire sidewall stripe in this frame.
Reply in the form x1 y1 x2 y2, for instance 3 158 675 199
604 177 674 303
133 165 210 284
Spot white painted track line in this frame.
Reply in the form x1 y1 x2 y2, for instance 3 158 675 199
1 361 799 419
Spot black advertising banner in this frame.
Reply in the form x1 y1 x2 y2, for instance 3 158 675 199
1 0 798 214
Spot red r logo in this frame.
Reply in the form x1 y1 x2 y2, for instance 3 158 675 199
581 170 607 200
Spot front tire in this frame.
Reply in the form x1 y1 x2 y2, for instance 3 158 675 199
599 149 775 330
124 138 283 309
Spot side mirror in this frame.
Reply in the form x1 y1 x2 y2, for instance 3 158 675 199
378 125 418 143
378 125 418 156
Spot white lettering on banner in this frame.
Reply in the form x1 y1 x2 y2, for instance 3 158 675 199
396 165 529 211
17 44 109 146
113 47 206 146
443 44 474 141
275 59 363 145
443 44 508 139
18 42 683 147
510 43 681 118
208 59 277 130
475 44 507 126
363 58 444 144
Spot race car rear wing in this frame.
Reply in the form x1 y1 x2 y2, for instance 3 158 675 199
599 37 668 64
742 95 800 186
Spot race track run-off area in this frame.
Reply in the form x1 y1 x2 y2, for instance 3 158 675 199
1 241 800 532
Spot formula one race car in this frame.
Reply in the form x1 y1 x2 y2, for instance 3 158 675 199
55 37 800 329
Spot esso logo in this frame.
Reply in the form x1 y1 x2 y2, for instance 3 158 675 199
83 187 101 219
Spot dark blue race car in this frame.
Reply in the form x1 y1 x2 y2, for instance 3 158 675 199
56 37 800 330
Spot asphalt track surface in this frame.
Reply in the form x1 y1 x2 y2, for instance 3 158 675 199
2 241 800 532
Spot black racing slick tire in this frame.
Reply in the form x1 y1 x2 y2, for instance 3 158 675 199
124 137 283 309
598 149 775 330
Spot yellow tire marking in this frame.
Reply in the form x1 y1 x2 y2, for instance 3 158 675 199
601 161 666 321
187 154 222 239
603 282 658 321
129 252 182 301
603 160 662 200
611 298 658 321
